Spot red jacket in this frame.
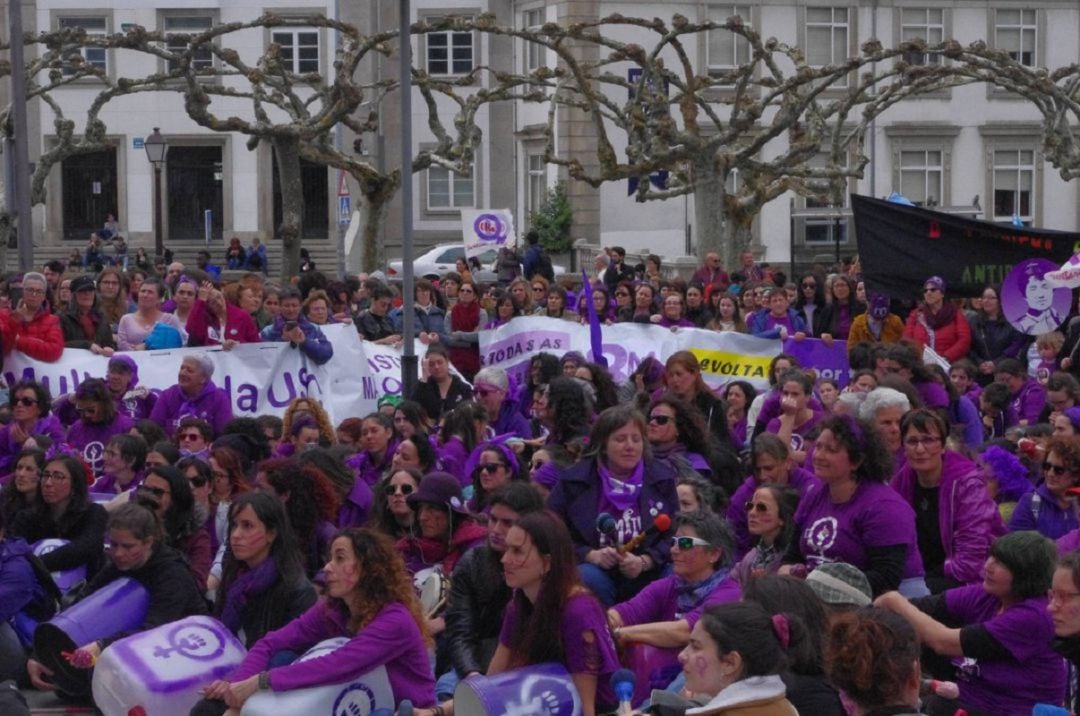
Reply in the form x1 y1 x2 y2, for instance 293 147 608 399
0 307 64 361
902 306 971 362
185 299 260 347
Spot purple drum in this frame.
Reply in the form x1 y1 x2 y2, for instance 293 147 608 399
34 576 150 695
623 642 681 706
453 662 582 716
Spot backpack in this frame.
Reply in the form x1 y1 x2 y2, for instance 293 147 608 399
536 251 555 282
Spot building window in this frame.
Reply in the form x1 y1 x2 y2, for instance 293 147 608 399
900 8 945 65
427 17 475 76
523 9 544 72
271 29 320 74
525 152 546 220
165 16 215 72
898 150 943 207
58 17 107 75
428 165 475 209
994 9 1037 66
992 149 1034 224
805 7 849 84
706 5 752 75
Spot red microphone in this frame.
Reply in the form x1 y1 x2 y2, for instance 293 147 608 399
618 513 672 554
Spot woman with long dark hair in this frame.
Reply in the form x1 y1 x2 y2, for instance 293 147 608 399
645 394 716 479
436 402 488 486
815 275 865 342
794 274 825 337
732 485 801 585
0 448 44 524
195 528 434 712
137 464 212 590
370 468 422 540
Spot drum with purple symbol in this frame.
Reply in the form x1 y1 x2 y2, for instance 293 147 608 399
33 576 150 695
453 662 583 716
241 637 395 716
92 615 246 716
31 538 86 594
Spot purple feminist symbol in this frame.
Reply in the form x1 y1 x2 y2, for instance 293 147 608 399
473 214 506 242
152 623 226 661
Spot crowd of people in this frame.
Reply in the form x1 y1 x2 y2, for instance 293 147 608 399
0 240 1077 716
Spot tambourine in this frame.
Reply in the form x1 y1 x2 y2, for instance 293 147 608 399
415 567 450 619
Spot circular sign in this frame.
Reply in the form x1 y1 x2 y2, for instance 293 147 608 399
473 213 505 242
1001 259 1072 335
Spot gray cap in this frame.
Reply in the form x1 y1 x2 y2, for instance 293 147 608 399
805 562 873 607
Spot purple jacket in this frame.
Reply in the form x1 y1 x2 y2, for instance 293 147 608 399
345 440 397 489
149 380 234 437
227 600 435 706
891 451 1005 584
337 478 374 529
492 400 532 440
437 436 470 487
0 415 65 474
66 415 136 478
1008 378 1047 427
547 457 678 568
1008 483 1080 540
726 468 820 558
612 572 741 631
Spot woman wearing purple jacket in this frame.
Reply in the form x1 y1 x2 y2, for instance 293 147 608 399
149 354 234 438
64 378 134 481
891 410 1005 594
197 528 434 712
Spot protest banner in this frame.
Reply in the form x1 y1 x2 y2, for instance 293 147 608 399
3 325 429 425
852 194 1080 300
461 209 516 265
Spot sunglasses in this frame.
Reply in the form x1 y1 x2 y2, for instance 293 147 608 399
1044 462 1070 477
179 433 203 442
649 414 673 426
532 286 545 292
479 462 506 474
14 397 37 407
745 501 771 513
802 283 816 289
670 536 710 550
390 483 414 495
923 287 941 293
138 485 170 498
188 475 209 488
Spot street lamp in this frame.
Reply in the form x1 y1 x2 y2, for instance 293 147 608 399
144 128 167 261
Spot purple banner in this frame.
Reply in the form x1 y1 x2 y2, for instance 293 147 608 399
782 338 851 387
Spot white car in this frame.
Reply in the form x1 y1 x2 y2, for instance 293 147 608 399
386 242 565 280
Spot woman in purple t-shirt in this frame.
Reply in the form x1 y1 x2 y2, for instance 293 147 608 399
875 531 1066 716
780 415 927 598
424 511 619 716
766 370 822 466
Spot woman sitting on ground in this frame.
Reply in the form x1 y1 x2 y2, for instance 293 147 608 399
194 528 435 713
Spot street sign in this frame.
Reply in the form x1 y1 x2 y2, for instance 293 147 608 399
133 138 144 149
337 170 349 197
338 196 351 226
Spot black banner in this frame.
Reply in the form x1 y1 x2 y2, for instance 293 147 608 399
851 194 1080 300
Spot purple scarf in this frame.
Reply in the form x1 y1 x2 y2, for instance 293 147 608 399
219 558 279 632
597 459 644 512
675 567 731 618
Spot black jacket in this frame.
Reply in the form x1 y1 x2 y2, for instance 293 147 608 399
409 375 474 422
354 309 397 341
10 502 108 578
445 545 511 676
79 542 208 647
229 574 317 648
58 308 116 350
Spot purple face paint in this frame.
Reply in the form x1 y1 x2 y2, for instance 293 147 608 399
1001 258 1072 335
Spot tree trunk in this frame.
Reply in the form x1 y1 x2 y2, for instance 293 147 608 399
272 136 304 280
693 159 756 270
355 171 399 273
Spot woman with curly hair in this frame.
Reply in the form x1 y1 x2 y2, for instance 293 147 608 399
370 468 422 540
645 393 715 479
825 607 922 715
195 527 434 712
258 458 341 578
281 396 335 449
136 464 212 590
573 362 621 414
538 376 592 452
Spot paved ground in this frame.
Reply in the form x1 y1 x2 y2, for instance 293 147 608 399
22 689 97 715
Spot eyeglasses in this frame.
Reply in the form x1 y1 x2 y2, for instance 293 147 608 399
390 483 414 495
459 287 475 294
745 501 771 513
615 291 630 297
670 536 711 550
179 433 203 442
479 462 506 474
1044 462 1070 477
802 283 816 289
41 471 70 483
532 286 545 293
22 287 45 296
473 387 500 397
923 287 941 294
13 397 37 407
903 435 941 449
138 485 170 498
187 473 209 487
648 414 673 426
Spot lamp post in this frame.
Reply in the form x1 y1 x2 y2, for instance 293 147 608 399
144 128 167 261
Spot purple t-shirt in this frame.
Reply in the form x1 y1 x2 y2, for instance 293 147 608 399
612 573 741 630
66 415 136 478
763 313 795 334
1009 379 1047 426
795 481 923 578
765 413 822 454
595 494 644 548
944 584 1065 715
499 592 619 709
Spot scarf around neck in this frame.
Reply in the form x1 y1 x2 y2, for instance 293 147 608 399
220 557 280 632
597 458 644 512
675 567 731 617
